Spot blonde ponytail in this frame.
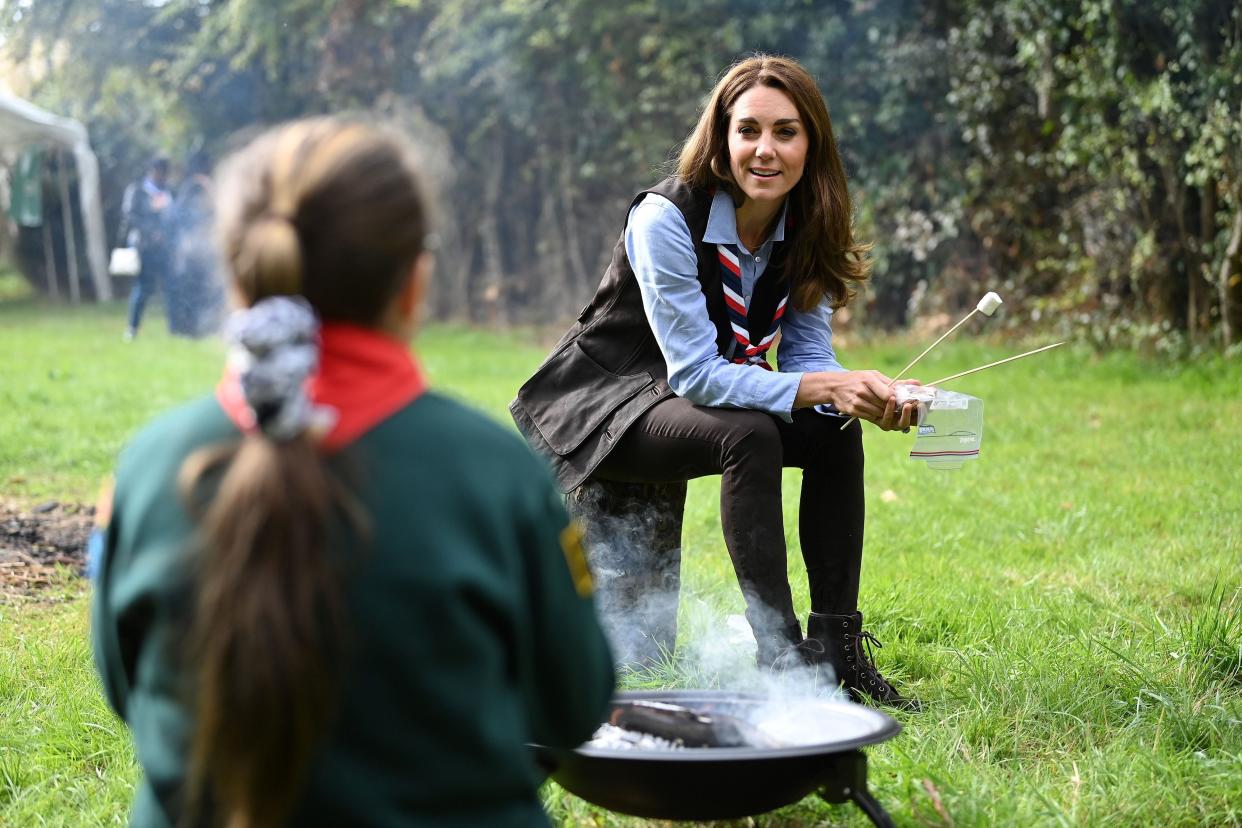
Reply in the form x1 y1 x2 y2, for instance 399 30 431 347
234 215 303 300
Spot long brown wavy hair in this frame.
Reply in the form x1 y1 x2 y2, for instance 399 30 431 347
178 118 430 827
677 55 871 311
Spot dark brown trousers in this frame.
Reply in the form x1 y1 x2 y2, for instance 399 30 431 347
568 395 865 666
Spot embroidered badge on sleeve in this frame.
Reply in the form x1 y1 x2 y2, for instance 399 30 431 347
559 520 594 598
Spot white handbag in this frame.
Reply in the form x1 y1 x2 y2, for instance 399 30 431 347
109 247 141 277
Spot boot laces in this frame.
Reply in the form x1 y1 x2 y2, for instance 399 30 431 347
855 630 882 664
771 637 825 672
835 622 918 709
849 629 890 689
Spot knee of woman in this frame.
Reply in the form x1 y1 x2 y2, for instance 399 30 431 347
722 412 783 466
803 414 864 467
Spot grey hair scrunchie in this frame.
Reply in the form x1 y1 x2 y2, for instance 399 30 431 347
224 296 320 441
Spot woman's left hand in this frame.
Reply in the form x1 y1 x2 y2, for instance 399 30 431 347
874 380 921 432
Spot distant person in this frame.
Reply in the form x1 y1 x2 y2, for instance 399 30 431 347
93 119 615 827
168 152 224 336
118 156 173 341
510 55 921 708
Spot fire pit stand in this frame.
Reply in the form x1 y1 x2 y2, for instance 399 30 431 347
816 750 895 828
533 689 901 828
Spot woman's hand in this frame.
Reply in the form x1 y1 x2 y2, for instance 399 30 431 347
795 370 892 420
795 370 921 428
874 391 921 431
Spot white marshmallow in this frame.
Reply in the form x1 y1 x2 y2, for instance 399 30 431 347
976 291 1003 316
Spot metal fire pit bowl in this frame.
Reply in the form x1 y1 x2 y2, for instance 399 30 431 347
532 689 901 827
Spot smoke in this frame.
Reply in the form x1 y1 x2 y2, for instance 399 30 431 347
677 598 847 712
569 480 683 669
570 480 846 710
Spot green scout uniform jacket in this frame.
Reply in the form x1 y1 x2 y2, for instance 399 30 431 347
93 391 615 827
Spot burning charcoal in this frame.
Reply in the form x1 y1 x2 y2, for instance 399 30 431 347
587 723 685 751
608 701 782 749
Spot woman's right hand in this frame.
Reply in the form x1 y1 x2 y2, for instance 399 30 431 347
794 370 895 421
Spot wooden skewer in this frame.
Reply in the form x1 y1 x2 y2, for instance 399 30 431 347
927 341 1066 386
839 308 983 431
893 309 982 380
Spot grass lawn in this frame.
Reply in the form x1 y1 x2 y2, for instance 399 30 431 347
1 290 1239 826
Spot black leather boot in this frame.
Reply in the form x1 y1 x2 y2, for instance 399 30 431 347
755 621 808 671
807 611 921 711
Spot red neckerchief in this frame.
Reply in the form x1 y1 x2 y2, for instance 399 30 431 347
216 322 427 452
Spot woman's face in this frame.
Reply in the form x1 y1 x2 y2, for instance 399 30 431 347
726 84 808 208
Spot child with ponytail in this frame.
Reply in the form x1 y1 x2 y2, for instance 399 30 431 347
92 118 615 827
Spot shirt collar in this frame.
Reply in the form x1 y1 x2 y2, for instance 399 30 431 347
702 189 788 247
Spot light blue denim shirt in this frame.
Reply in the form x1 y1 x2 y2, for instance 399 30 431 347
625 190 846 421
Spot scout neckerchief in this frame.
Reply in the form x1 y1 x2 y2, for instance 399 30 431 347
716 242 788 370
217 323 427 452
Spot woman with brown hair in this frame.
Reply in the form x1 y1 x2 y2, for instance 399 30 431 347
93 118 615 827
511 55 919 708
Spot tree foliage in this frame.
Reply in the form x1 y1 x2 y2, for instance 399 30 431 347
3 0 1239 350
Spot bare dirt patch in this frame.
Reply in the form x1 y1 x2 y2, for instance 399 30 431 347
0 499 93 599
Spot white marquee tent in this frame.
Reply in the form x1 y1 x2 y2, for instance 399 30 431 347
0 92 111 300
